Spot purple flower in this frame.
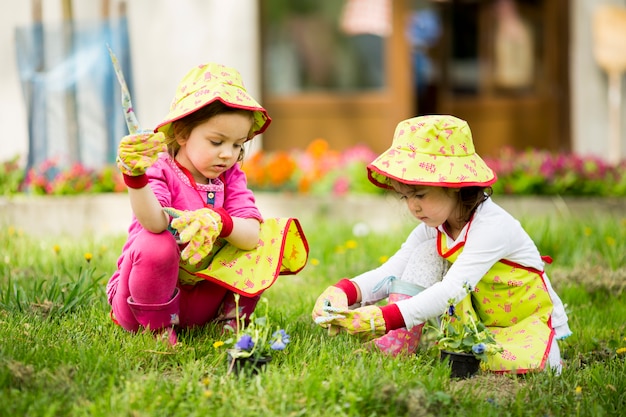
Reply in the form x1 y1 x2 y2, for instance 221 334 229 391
270 329 290 351
472 343 486 355
235 334 254 351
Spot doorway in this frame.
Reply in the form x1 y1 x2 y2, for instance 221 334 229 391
259 0 570 157
421 0 571 156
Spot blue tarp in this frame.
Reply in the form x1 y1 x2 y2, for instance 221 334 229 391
15 18 133 170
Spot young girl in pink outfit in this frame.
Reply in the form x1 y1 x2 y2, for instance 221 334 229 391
313 115 571 374
107 63 308 345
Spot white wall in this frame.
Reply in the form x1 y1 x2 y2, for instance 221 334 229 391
0 0 260 164
125 0 261 134
0 1 31 162
571 0 626 161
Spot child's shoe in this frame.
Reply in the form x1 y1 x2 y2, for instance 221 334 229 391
369 280 425 356
216 292 261 333
128 288 180 346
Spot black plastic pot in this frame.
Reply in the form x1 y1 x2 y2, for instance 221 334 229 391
440 351 480 379
227 353 272 375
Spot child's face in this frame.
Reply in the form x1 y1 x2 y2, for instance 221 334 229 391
391 181 461 230
175 112 253 183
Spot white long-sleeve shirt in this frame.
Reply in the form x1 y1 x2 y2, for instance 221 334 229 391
351 197 570 337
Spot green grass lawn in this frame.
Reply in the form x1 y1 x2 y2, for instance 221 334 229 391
0 214 625 417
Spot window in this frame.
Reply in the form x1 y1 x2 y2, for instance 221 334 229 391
262 0 391 94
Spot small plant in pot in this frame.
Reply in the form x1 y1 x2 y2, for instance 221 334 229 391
430 295 502 379
218 294 290 375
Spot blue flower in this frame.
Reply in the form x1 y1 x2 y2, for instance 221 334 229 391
447 304 455 316
235 334 255 351
472 343 486 355
270 329 290 351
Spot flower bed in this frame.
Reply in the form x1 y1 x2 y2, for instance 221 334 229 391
484 147 626 196
1 140 625 238
2 140 625 197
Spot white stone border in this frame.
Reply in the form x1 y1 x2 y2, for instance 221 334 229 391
0 193 624 238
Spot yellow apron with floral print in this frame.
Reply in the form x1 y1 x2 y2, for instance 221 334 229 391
438 232 555 374
177 217 308 296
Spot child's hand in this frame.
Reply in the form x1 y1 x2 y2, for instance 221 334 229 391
164 207 223 265
312 286 348 332
116 131 166 177
318 305 387 340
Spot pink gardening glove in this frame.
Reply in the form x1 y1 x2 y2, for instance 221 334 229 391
116 132 166 188
164 207 232 265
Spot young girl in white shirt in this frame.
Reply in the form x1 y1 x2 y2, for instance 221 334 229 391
312 115 571 374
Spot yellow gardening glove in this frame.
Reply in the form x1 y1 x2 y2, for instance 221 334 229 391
164 207 223 265
116 131 166 177
322 305 388 340
312 286 349 336
312 286 349 322
312 279 360 336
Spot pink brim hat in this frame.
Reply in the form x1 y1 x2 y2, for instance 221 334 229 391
154 63 271 139
367 115 497 189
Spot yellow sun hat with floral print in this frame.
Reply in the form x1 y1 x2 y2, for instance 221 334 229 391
367 115 497 189
154 63 271 139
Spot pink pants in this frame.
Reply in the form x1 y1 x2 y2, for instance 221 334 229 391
109 229 259 332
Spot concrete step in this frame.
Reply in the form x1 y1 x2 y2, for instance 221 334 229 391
0 193 624 238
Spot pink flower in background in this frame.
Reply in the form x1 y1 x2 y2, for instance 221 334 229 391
332 176 350 196
5 143 626 196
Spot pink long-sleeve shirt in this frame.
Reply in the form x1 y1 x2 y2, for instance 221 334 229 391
106 153 262 304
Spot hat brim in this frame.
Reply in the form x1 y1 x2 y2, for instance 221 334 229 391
367 147 497 189
154 97 271 139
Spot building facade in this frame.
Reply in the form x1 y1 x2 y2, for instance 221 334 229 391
0 0 624 165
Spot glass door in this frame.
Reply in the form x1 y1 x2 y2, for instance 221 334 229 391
432 0 570 156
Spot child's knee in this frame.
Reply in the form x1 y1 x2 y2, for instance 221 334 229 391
132 230 179 265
